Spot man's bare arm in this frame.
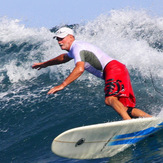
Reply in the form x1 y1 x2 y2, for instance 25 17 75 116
32 53 72 70
47 61 85 94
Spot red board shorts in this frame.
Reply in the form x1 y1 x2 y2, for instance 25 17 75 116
103 60 136 108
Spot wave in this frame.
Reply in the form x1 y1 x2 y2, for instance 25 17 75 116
0 9 163 163
0 10 163 112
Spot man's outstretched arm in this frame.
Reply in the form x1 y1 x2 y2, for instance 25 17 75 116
47 61 85 94
32 53 72 70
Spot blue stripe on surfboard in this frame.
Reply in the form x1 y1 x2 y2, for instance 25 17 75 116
109 137 145 145
158 122 163 126
108 122 163 146
113 121 163 140
113 127 159 139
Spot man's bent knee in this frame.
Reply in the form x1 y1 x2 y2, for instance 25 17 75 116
105 96 118 106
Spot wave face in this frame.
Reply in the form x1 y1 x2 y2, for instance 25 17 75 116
0 9 163 163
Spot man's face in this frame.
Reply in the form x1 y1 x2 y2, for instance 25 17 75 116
57 35 74 51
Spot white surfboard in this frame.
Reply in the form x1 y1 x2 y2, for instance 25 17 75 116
51 117 163 159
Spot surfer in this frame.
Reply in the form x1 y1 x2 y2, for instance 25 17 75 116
32 27 152 120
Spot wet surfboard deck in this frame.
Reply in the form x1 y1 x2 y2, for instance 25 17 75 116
51 117 163 159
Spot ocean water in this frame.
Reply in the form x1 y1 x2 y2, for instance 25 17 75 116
0 9 163 163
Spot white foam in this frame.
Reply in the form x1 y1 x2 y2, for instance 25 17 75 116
0 11 163 114
1 10 163 84
158 109 163 118
76 9 163 79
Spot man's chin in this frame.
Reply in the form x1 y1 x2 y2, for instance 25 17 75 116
61 47 66 50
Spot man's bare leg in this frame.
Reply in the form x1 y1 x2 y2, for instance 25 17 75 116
105 96 152 120
130 108 152 118
105 96 131 120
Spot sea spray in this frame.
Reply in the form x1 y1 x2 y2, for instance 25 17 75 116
0 9 163 163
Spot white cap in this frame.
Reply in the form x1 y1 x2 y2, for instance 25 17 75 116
53 27 74 39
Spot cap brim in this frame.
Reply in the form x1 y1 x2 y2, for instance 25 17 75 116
53 35 67 39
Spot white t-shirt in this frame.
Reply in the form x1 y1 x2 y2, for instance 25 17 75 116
68 40 114 79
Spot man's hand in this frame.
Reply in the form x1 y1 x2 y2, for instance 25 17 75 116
47 84 65 94
47 62 84 95
32 63 46 70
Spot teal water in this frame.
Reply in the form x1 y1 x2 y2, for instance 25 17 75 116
0 9 163 163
